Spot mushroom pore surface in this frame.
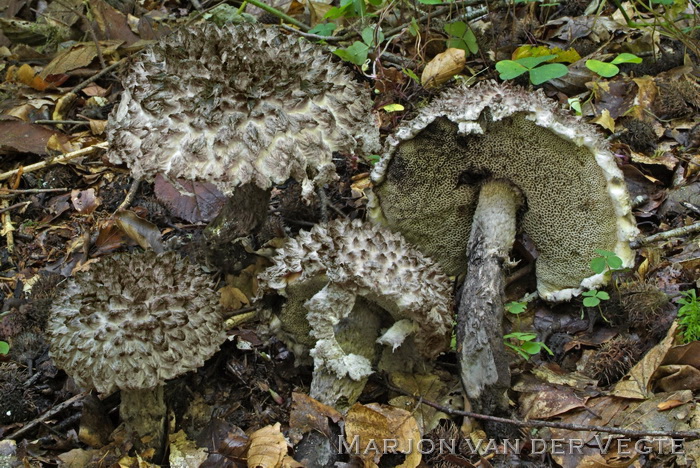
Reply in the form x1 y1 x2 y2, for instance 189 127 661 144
107 22 380 197
370 83 637 300
48 251 225 394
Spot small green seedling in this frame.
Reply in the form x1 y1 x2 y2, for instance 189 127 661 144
495 54 568 85
444 21 478 55
586 53 642 78
0 340 9 355
308 22 337 37
504 332 553 360
677 289 700 343
582 289 610 308
333 25 384 66
590 249 623 275
505 301 527 315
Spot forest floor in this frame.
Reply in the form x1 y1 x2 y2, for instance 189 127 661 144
0 0 700 467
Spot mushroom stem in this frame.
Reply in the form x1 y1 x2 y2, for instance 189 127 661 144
120 385 166 454
457 179 522 414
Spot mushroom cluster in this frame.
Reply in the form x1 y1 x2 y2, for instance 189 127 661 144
106 22 380 200
48 251 225 452
259 219 453 407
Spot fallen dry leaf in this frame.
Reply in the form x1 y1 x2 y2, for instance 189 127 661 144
40 41 123 78
0 118 67 155
247 422 288 468
345 402 422 468
154 174 227 223
114 210 164 253
421 48 466 89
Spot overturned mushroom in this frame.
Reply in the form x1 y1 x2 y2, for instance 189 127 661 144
368 81 638 411
259 219 453 408
48 251 225 454
106 21 379 199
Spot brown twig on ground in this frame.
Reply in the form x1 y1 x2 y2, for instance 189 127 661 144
5 391 89 441
115 178 142 213
630 221 700 248
0 187 68 197
386 381 700 440
0 201 31 215
223 305 258 319
0 142 108 182
69 58 126 95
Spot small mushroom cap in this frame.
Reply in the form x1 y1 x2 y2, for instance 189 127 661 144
369 81 638 301
258 219 453 368
107 22 380 198
48 251 225 394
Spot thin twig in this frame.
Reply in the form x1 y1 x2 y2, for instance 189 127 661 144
6 392 89 440
0 142 108 182
35 120 89 125
223 305 257 319
245 0 310 31
115 177 142 213
0 187 68 195
0 198 14 253
631 221 700 248
0 201 31 215
386 381 700 440
69 58 126 95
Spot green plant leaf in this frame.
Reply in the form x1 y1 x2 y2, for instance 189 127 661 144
309 22 337 36
444 21 467 38
590 256 608 274
515 54 558 69
607 256 623 269
586 59 619 77
361 26 384 47
520 340 544 355
0 340 8 355
611 53 642 65
463 29 478 54
505 301 527 315
597 291 610 300
418 0 445 4
583 296 600 307
325 1 354 19
528 63 568 85
382 103 405 112
402 68 419 82
495 60 529 80
408 18 420 37
333 42 369 66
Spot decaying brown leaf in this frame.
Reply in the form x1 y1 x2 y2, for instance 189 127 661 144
71 188 100 214
289 392 342 438
421 48 466 89
345 403 422 468
153 174 227 223
247 422 288 468
114 210 164 253
40 41 123 78
0 119 67 155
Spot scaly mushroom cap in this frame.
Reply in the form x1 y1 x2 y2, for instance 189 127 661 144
107 22 380 198
259 219 453 379
369 81 638 301
48 251 225 394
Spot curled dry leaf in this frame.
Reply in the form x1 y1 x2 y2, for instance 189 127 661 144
345 403 422 468
247 422 288 468
114 210 164 253
421 48 466 89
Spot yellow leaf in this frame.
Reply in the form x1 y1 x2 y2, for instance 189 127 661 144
513 45 581 63
591 109 615 132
